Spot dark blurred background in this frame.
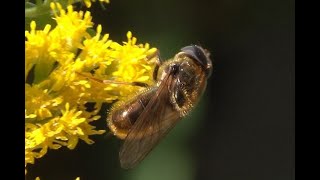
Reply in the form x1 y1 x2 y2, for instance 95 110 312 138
27 0 295 179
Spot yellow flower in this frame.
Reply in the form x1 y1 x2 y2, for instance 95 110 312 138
25 103 104 165
25 1 158 174
25 22 55 83
25 83 63 121
82 0 110 8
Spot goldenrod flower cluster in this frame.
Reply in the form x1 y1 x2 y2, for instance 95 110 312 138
25 1 157 174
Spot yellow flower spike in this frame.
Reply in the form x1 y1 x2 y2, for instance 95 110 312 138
67 136 79 149
147 47 158 56
96 24 102 37
91 115 101 121
25 21 57 83
67 4 73 13
25 1 157 176
127 31 132 40
110 41 122 49
78 25 115 71
136 76 150 82
38 107 53 119
30 21 36 32
145 43 150 49
132 37 137 45
43 24 51 34
102 33 110 42
26 114 37 119
50 3 93 53
49 2 56 10
56 3 63 12
84 0 92 8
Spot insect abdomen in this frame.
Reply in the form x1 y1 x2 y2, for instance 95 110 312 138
107 88 156 139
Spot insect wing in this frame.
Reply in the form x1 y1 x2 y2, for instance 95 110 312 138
119 74 181 169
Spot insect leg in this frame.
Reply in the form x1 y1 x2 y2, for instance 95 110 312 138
152 50 163 81
76 72 149 87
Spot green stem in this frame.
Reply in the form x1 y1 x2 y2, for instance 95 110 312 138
25 0 51 18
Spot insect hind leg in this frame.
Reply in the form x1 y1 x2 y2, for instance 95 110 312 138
131 82 149 87
76 72 149 87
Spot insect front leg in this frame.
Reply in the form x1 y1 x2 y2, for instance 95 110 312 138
151 50 163 81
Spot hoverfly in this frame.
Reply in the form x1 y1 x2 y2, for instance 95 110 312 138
106 45 213 169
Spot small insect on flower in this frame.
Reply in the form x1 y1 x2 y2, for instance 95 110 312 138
105 45 213 169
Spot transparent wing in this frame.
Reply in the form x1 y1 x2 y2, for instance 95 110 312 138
119 73 181 169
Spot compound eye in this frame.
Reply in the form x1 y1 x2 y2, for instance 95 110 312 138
181 45 208 69
181 45 213 77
